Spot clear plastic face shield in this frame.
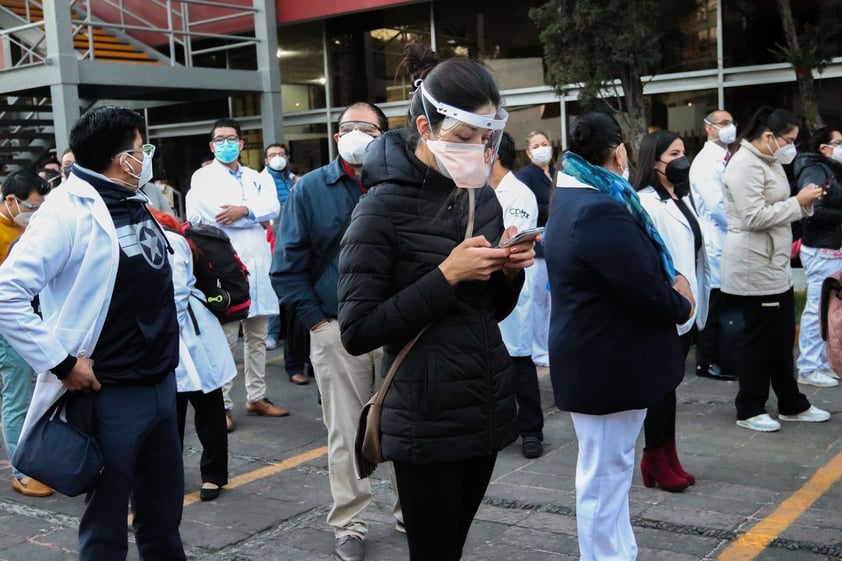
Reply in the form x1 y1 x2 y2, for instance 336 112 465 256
420 83 508 190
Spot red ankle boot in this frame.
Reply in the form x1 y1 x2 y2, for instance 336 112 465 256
641 448 689 492
664 438 695 485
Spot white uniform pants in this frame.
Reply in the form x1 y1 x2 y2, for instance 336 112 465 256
571 409 646 561
530 258 550 366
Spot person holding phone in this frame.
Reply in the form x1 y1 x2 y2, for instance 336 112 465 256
338 43 534 561
793 126 842 388
721 106 830 432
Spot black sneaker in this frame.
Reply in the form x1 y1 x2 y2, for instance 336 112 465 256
522 436 543 459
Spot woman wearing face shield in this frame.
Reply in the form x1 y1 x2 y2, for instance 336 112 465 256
337 43 535 561
793 126 842 388
632 131 711 492
721 106 830 433
545 112 693 561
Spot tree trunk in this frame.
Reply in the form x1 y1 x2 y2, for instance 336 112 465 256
619 68 648 158
777 0 824 133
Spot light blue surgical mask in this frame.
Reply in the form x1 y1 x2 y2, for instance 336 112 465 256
214 140 240 164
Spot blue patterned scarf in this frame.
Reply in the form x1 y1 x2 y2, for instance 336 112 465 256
562 151 676 283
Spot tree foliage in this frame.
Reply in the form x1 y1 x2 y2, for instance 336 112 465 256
529 0 696 148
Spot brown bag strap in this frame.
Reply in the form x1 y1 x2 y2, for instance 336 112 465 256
373 324 431 408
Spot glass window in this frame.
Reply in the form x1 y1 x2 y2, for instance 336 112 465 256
278 21 327 111
723 0 787 67
724 81 800 136
327 4 431 107
434 0 545 91
284 122 329 175
649 90 719 158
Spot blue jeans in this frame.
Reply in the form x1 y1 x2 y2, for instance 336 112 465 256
797 245 842 377
78 375 186 561
0 333 33 479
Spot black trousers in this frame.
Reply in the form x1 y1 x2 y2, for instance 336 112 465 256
721 290 810 420
176 388 228 486
695 288 722 368
393 454 496 561
512 356 544 440
644 331 692 448
282 304 310 377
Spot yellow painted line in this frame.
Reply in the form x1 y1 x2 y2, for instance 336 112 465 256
129 445 328 524
183 445 328 506
718 449 842 561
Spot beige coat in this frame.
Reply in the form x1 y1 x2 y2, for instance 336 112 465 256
721 139 811 295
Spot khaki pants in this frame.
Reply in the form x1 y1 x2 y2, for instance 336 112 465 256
222 316 269 409
310 319 400 538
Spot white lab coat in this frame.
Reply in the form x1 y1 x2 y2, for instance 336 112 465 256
689 141 729 288
186 159 280 317
165 231 237 393
0 170 121 442
638 186 711 335
495 171 539 357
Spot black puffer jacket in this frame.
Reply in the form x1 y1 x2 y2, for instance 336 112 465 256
794 151 842 249
338 129 522 464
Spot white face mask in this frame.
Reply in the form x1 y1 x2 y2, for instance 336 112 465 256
717 124 737 145
622 166 630 180
125 153 154 187
337 129 375 165
425 140 491 189
530 145 553 165
268 155 287 171
832 146 842 164
771 136 797 165
5 199 33 228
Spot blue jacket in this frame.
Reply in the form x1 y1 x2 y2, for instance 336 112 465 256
271 158 365 329
546 174 691 415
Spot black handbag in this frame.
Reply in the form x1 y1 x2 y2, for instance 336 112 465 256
13 392 104 497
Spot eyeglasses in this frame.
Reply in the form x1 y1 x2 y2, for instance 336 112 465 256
266 152 286 159
16 198 40 210
823 140 842 147
212 135 240 143
122 144 156 158
777 135 797 145
705 119 736 128
338 121 381 135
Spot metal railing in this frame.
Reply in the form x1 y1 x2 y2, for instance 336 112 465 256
0 0 263 69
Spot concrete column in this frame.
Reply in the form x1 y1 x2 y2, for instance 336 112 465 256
254 0 284 145
42 1 79 154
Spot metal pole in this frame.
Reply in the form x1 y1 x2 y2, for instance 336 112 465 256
323 20 335 162
716 0 725 108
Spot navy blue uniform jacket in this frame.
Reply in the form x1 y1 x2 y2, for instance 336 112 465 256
545 185 691 415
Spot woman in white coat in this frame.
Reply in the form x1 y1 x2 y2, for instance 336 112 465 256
632 131 711 492
151 209 237 502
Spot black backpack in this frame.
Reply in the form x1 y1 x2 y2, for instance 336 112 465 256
181 222 251 323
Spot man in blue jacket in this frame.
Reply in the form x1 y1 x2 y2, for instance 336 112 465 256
271 101 399 561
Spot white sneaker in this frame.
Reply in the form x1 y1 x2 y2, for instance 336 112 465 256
798 371 839 388
736 414 781 432
815 368 841 380
265 338 278 351
779 405 831 423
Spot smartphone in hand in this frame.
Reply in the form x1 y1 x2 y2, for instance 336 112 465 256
498 227 544 248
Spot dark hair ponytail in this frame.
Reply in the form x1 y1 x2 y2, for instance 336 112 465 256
401 43 501 131
740 105 799 142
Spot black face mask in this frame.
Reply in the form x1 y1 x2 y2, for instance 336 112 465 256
660 156 690 186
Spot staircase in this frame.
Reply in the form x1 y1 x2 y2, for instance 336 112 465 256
0 96 54 175
0 0 161 64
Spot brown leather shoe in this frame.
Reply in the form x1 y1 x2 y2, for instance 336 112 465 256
289 373 309 385
225 409 234 432
245 398 290 417
12 477 53 497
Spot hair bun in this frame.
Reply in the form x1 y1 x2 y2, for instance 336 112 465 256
401 43 439 83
